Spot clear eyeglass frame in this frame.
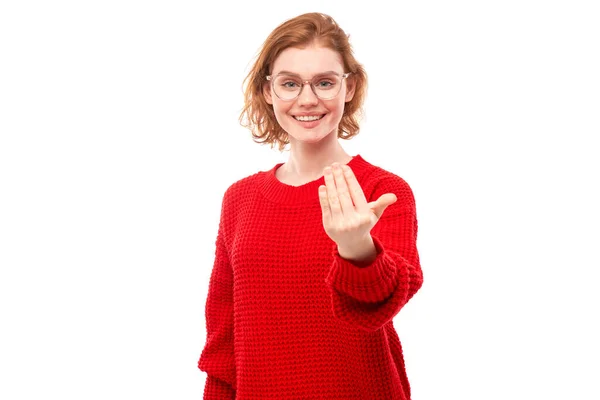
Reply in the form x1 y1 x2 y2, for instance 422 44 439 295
265 72 352 101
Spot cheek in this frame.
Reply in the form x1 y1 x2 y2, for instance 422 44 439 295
273 102 291 118
324 99 346 118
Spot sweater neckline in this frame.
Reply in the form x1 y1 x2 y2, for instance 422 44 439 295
260 154 369 205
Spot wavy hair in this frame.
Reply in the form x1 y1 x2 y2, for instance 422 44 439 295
239 13 368 152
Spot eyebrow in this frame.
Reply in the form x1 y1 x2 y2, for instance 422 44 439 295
274 70 341 77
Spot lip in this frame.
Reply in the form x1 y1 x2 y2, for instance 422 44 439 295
292 113 326 128
292 112 327 117
291 113 327 120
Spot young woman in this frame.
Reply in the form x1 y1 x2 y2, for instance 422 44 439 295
198 12 423 400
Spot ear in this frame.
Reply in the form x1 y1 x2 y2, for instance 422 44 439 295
344 75 356 103
263 81 273 105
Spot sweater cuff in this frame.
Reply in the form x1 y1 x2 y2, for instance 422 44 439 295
326 235 399 303
203 375 236 399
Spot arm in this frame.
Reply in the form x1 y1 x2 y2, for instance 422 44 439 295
325 177 423 332
198 197 236 398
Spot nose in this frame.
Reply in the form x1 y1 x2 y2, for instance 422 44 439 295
296 82 319 106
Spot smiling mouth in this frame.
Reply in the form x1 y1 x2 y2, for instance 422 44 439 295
293 114 325 121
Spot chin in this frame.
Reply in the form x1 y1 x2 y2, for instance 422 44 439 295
291 130 336 144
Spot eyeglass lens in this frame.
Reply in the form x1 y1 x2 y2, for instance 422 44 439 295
272 74 343 100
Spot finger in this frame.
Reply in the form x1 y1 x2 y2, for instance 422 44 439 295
318 185 331 226
331 163 354 215
371 193 398 219
341 164 368 208
323 166 343 219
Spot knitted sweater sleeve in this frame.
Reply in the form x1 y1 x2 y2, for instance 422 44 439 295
198 193 236 399
325 175 423 332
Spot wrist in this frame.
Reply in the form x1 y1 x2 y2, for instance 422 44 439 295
337 235 377 265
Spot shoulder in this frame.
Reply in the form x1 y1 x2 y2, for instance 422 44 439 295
220 169 265 208
358 157 416 214
215 170 265 243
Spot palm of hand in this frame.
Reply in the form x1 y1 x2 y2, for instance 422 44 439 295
318 163 397 248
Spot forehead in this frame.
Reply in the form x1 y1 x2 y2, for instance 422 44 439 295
272 44 344 76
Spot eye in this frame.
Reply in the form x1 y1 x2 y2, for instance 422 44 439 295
280 80 300 88
315 79 336 88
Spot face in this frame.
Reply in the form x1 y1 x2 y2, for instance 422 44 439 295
263 44 356 146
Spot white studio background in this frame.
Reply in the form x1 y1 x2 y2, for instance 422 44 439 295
0 1 598 399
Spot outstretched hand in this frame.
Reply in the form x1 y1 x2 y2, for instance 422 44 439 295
318 162 397 249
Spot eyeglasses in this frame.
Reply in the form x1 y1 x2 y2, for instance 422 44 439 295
266 72 351 101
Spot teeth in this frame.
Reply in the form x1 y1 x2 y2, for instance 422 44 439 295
294 115 323 121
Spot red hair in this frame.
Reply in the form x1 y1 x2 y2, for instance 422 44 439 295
239 12 368 152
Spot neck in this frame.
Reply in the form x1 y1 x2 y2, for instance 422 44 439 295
280 139 352 183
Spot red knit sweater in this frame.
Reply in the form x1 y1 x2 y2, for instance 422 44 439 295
198 154 423 399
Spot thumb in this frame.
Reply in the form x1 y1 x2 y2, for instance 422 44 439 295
370 193 397 219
